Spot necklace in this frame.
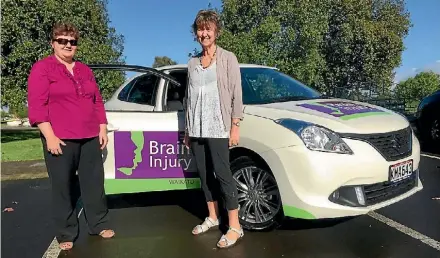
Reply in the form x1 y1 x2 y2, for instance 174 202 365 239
200 46 217 69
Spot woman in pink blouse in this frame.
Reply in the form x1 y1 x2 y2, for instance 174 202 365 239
27 22 114 251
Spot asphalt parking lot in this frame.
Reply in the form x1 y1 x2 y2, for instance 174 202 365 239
2 154 440 258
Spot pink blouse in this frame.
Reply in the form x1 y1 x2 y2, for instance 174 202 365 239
27 55 107 139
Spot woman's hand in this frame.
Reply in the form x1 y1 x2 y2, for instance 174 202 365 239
99 124 108 150
184 131 190 149
46 135 66 155
229 125 240 147
37 122 65 155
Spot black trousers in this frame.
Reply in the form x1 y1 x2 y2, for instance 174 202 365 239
42 136 110 243
189 137 239 210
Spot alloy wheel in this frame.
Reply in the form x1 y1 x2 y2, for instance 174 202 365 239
233 166 282 225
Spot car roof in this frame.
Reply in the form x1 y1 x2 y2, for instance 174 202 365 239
155 63 278 71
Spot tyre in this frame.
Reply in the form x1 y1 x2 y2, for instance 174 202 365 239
231 156 284 231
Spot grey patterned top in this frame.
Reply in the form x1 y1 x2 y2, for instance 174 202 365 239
187 61 229 138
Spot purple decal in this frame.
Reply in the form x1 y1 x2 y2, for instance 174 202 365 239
297 101 385 118
114 131 198 179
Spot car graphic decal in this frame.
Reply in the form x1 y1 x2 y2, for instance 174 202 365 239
297 101 390 120
114 131 197 179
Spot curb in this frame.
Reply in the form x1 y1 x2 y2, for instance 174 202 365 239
1 172 48 181
1 160 48 181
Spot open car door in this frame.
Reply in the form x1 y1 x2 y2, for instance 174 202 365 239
89 64 199 195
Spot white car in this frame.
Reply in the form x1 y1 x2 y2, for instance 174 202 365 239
90 63 423 231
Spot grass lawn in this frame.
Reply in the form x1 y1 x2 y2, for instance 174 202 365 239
1 130 44 162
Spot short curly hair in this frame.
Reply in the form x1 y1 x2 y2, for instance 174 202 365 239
51 22 80 40
192 9 222 37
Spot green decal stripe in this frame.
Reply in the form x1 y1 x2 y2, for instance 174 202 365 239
340 112 390 120
283 205 316 219
104 178 201 195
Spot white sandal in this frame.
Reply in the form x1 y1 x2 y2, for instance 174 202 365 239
217 227 244 249
192 217 219 235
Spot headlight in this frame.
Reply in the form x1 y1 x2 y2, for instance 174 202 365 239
301 125 353 154
275 118 353 154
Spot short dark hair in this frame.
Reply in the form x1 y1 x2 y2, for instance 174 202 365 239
51 22 80 40
192 10 222 37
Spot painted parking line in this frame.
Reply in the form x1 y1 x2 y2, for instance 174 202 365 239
41 208 83 258
41 238 62 258
368 153 440 252
421 153 440 160
368 211 440 251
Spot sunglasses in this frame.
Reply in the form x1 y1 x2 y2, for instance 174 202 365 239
53 38 78 46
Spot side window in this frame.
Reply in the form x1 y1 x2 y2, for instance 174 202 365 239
166 70 188 111
118 74 159 106
117 79 134 101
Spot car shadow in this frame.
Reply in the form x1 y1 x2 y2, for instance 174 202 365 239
106 189 207 219
104 189 357 233
278 216 357 231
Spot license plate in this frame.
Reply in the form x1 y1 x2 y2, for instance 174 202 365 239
389 159 413 183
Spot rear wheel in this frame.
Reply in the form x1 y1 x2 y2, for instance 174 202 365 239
231 156 284 231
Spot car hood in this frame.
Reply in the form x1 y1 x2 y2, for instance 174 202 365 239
244 98 410 134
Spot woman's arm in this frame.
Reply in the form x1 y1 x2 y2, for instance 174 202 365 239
183 72 189 131
89 67 109 149
183 63 192 148
184 60 194 132
27 62 56 139
228 52 243 146
228 53 243 122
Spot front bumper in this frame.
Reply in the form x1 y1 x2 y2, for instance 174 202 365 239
260 131 423 219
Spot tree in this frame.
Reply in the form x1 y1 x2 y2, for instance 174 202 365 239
1 0 126 113
394 71 440 102
152 56 178 68
217 0 411 98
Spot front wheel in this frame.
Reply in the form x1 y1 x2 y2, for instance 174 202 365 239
231 156 284 231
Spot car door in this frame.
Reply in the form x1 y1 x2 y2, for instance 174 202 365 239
89 64 199 194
